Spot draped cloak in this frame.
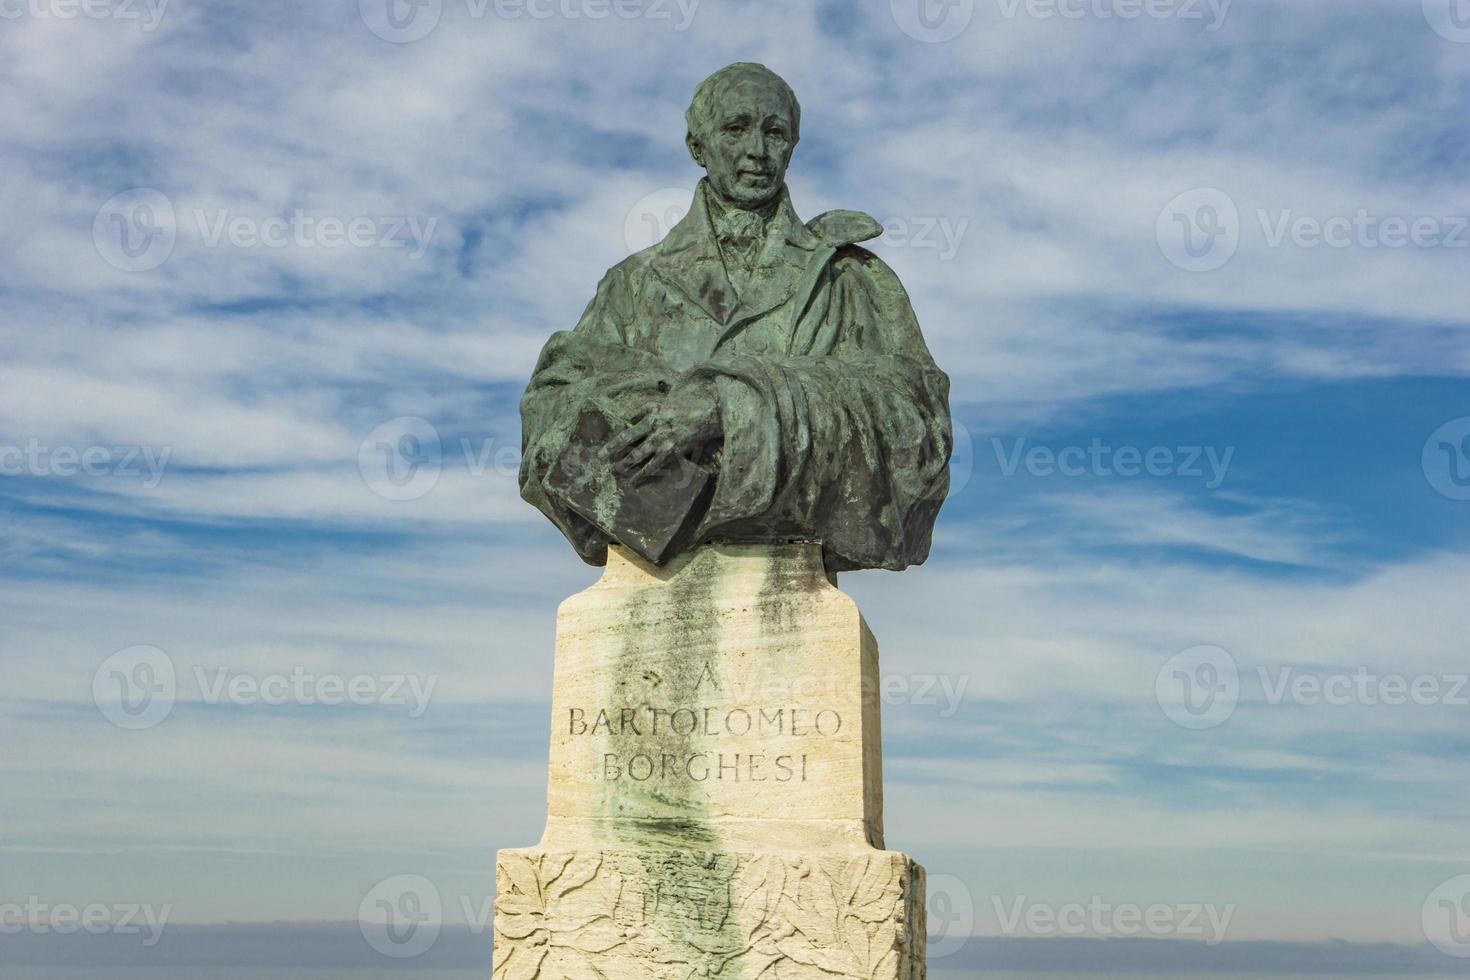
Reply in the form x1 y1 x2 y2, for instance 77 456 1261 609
519 181 952 573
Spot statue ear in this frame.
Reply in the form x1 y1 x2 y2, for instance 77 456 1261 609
685 132 706 168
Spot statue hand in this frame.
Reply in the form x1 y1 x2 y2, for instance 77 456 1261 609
603 379 721 482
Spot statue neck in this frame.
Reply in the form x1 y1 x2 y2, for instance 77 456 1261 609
703 182 783 270
703 181 783 224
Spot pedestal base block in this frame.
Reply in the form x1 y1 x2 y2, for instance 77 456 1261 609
496 544 928 978
494 845 924 980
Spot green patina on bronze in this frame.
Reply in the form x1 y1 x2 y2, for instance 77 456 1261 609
502 63 941 976
608 552 748 971
520 62 952 573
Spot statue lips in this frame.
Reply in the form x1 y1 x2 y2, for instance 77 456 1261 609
737 171 776 194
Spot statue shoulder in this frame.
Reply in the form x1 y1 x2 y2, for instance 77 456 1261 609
590 250 653 297
611 249 654 277
806 210 906 286
806 209 884 247
823 239 919 318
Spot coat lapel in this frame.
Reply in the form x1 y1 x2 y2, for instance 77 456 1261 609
649 181 821 333
726 193 820 331
649 184 740 326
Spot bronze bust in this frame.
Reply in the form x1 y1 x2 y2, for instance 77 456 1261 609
519 62 952 572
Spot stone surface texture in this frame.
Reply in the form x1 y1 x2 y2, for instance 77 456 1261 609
494 543 926 979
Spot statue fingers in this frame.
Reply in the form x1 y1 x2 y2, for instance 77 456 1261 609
613 438 661 475
619 427 682 475
603 376 668 399
628 447 677 485
602 417 655 460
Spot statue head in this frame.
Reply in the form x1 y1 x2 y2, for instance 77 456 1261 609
685 63 801 211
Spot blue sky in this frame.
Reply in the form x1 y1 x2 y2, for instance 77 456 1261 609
5 0 1470 972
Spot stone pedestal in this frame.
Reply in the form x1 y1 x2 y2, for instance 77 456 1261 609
494 543 926 979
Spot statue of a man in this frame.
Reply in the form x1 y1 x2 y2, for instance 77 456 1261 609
519 62 952 572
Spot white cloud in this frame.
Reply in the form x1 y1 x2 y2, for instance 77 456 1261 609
4 0 1469 944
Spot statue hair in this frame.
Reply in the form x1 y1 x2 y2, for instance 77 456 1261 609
685 63 802 148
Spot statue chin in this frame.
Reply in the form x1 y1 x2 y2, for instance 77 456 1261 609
710 177 782 211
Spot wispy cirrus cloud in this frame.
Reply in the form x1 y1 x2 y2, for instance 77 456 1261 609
4 0 1470 965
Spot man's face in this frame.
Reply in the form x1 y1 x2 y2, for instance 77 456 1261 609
691 77 797 210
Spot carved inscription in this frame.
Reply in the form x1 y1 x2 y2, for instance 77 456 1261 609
567 661 846 783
